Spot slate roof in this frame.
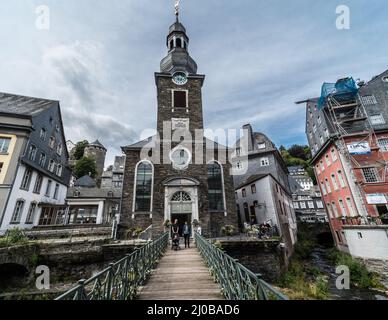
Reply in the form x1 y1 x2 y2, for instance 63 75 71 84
0 92 58 117
89 139 106 150
235 174 270 190
74 175 97 188
122 136 229 151
169 20 186 34
67 187 121 199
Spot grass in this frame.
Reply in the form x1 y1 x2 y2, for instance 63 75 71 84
0 228 29 248
277 223 330 300
326 248 384 290
278 260 329 300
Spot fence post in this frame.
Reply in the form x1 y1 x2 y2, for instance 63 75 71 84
106 263 115 300
77 279 86 300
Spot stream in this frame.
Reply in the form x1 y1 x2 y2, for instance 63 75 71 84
310 247 388 300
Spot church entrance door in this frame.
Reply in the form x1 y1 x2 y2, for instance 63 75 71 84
171 214 192 237
164 178 200 238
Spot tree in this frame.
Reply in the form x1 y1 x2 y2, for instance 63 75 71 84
73 140 89 160
74 156 97 178
288 145 311 161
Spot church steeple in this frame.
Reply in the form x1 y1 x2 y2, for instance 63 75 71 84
160 11 198 75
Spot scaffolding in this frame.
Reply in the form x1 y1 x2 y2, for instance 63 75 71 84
319 77 387 221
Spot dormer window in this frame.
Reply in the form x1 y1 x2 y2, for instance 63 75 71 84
57 144 62 156
28 145 37 161
49 136 56 149
40 128 47 141
257 143 266 150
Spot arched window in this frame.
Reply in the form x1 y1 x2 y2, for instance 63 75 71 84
170 39 174 50
176 38 182 48
134 161 153 212
171 191 191 202
207 162 225 211
171 191 192 214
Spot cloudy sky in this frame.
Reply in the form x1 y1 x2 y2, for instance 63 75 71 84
0 0 387 166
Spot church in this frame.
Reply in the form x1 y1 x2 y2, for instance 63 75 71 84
119 11 238 238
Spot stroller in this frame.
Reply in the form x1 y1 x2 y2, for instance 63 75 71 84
171 233 181 251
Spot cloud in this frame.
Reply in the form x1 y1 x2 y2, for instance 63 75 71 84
1 0 388 164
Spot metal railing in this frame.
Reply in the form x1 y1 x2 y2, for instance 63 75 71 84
55 232 169 300
194 232 288 300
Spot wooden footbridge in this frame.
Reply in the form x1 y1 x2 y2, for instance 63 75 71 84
56 233 288 301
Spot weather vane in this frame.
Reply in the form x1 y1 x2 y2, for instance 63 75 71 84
175 0 181 17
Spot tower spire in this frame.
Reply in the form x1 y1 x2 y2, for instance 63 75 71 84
175 0 181 20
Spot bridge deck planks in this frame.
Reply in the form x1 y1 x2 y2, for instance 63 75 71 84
138 246 224 300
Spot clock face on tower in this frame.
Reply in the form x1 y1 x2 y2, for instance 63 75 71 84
172 72 188 85
170 146 191 170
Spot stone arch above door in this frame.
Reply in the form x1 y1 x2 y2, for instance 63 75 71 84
163 177 200 187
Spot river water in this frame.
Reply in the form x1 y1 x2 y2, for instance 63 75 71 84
310 247 388 300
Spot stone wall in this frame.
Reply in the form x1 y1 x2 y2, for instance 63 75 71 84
219 240 287 283
362 259 388 289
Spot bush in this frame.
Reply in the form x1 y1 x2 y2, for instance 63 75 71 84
326 249 383 289
213 240 223 250
279 261 329 300
221 225 236 237
163 220 171 228
0 228 28 248
74 156 97 178
294 239 315 260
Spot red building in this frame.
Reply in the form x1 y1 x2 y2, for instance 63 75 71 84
299 71 388 258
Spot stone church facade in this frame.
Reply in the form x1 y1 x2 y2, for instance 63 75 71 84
120 17 237 238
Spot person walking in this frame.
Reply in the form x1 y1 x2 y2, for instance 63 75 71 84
183 222 191 249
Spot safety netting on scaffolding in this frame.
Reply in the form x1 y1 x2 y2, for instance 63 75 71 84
317 77 359 110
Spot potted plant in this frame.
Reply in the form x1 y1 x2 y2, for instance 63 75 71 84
380 214 388 225
192 219 200 233
163 220 171 233
221 225 236 239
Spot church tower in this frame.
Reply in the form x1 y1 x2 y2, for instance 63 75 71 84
120 7 238 239
156 15 205 137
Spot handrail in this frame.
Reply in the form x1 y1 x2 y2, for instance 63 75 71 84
139 225 153 241
55 232 169 300
194 232 288 300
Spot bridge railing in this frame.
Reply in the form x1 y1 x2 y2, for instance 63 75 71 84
194 232 288 301
55 232 169 300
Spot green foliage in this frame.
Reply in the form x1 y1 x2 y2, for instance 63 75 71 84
73 140 89 160
280 145 317 185
279 261 329 300
29 253 40 267
288 145 311 161
163 220 171 228
293 223 318 260
192 219 200 227
125 228 144 239
294 239 316 260
0 228 28 248
221 225 236 237
74 156 97 178
326 249 383 289
213 240 224 250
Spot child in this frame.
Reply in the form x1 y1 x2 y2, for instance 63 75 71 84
172 234 180 251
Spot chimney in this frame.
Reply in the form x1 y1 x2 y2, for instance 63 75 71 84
242 124 253 152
